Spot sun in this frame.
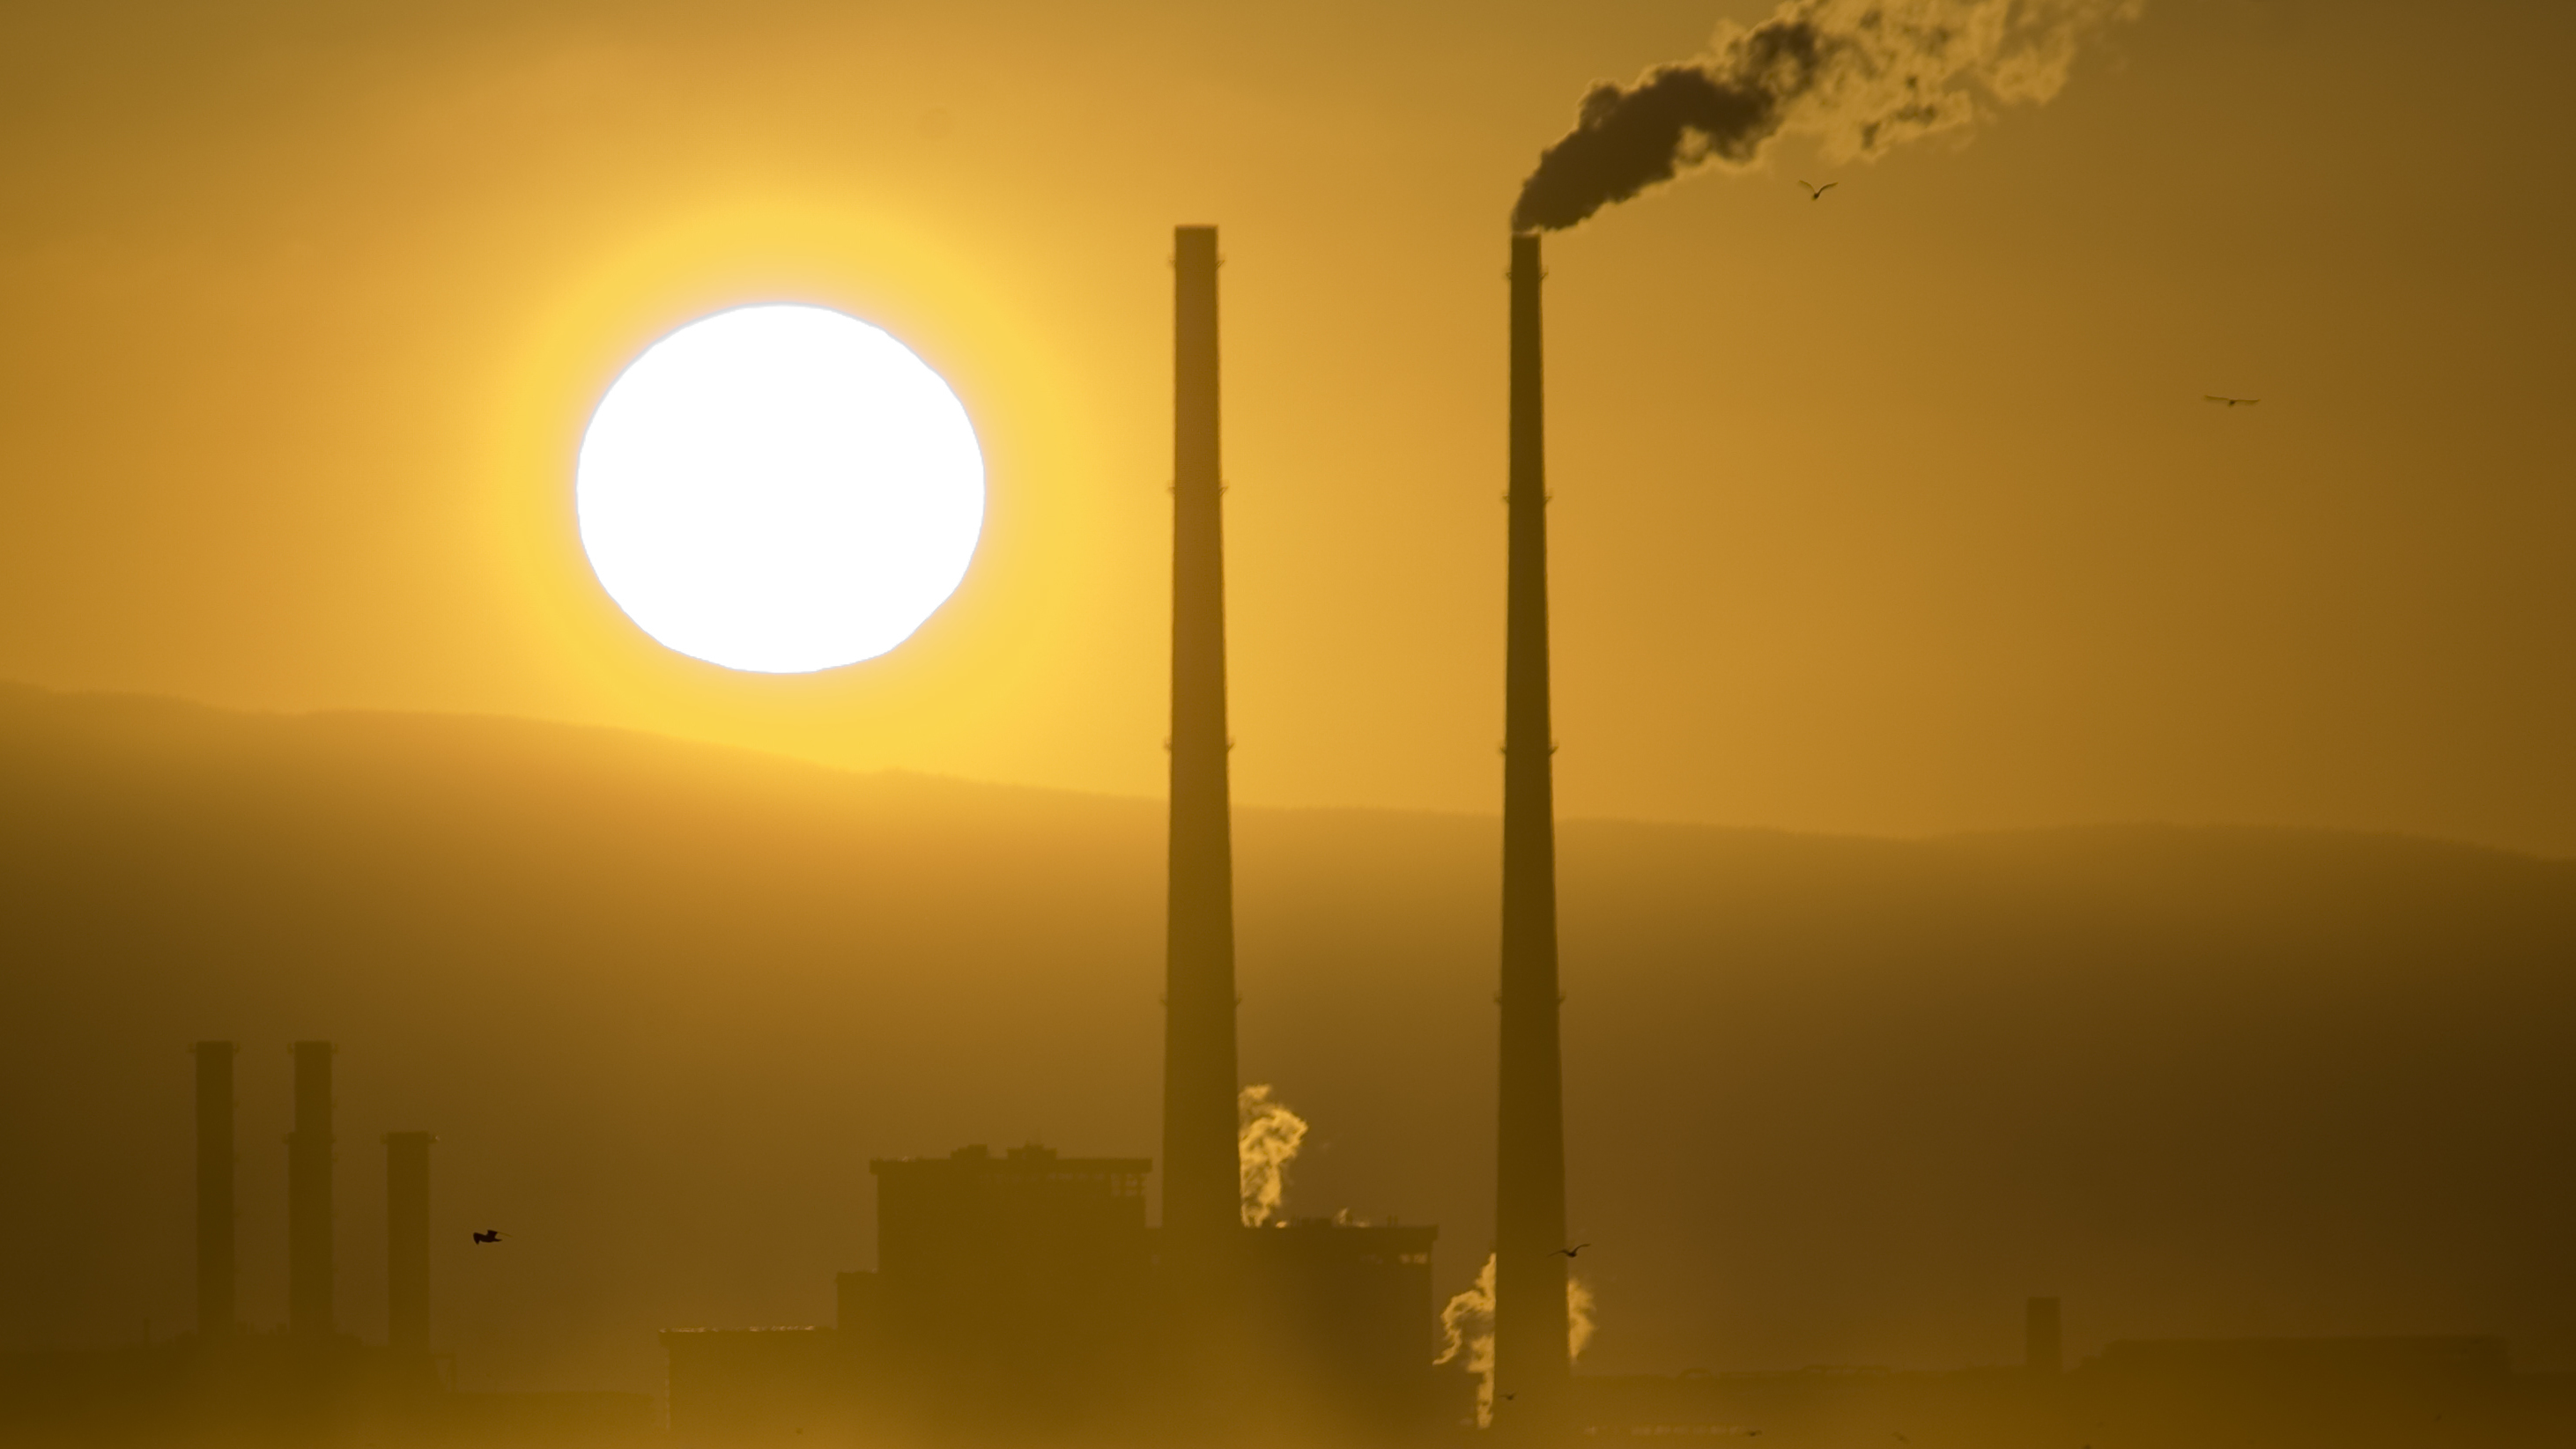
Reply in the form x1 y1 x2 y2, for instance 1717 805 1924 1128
574 304 985 674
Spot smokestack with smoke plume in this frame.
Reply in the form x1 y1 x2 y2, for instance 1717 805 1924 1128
1494 227 1572 1433
1437 1253 1596 1428
1236 1084 1308 1228
1513 0 2142 232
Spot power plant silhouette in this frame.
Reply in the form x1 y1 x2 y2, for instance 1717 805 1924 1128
3 226 2572 1449
652 225 1590 1447
660 225 1455 1445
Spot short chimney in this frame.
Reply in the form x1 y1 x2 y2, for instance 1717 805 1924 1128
287 1042 336 1337
2026 1296 2062 1373
192 1042 236 1336
383 1132 434 1353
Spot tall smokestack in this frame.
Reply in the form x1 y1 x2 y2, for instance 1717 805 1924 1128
1159 225 1241 1246
193 1042 236 1337
287 1041 335 1338
1493 231 1572 1431
384 1133 434 1354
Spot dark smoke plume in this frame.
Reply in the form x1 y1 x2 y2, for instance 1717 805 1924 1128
1513 0 2143 233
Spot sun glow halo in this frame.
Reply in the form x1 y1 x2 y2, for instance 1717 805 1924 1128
575 304 984 674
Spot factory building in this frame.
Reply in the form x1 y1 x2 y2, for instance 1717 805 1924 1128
859 1146 1158 1436
663 1144 1448 1445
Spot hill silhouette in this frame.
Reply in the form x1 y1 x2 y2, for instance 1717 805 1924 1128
4 683 2572 1399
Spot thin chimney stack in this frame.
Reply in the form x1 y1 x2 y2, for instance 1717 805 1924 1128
1492 230 1573 1431
1159 224 1242 1246
193 1041 236 1337
287 1041 336 1337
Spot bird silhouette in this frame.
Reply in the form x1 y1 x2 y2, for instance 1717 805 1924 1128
471 1230 507 1244
2203 395 2261 407
1557 1243 1591 1258
1799 180 1839 200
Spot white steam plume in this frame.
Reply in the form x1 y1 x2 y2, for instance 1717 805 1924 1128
1434 1254 1498 1426
1514 0 2144 231
1238 1084 1309 1228
1434 1253 1597 1427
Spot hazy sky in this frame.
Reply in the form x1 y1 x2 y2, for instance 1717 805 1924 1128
4 0 2571 850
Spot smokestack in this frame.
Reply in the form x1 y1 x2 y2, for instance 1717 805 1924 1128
1159 224 1241 1246
2026 1297 2062 1374
1492 231 1573 1431
287 1041 335 1338
192 1042 236 1337
384 1133 434 1354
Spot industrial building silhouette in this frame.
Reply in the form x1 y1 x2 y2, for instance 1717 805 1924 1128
663 1144 1445 1444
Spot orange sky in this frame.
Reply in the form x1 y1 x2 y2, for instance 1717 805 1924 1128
4 0 2572 851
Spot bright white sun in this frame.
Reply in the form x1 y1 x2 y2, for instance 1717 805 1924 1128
575 304 985 674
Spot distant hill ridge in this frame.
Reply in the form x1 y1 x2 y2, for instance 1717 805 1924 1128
7 679 2559 862
4 680 2572 1394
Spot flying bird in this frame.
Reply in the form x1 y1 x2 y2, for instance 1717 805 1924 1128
471 1230 508 1244
1557 1243 1591 1258
1800 180 1839 200
2204 395 2261 407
